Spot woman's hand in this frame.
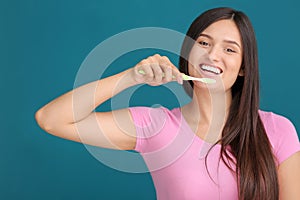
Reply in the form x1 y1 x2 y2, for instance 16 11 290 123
131 54 183 86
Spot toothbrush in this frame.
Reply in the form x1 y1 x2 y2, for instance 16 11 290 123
138 69 216 84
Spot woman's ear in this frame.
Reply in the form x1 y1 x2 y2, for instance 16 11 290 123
238 68 244 76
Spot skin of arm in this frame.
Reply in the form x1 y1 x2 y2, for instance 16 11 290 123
35 54 182 150
35 69 138 149
278 151 300 200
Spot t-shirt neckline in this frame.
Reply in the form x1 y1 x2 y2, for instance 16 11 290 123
173 107 222 147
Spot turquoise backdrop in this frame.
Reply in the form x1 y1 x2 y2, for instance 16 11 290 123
1 0 299 199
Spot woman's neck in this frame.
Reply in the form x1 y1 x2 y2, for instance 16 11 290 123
182 87 232 143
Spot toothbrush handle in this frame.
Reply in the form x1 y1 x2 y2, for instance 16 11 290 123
137 69 215 84
138 69 190 80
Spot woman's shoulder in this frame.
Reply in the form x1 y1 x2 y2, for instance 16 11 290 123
129 105 179 117
128 106 183 153
259 109 300 164
128 106 180 126
258 109 296 133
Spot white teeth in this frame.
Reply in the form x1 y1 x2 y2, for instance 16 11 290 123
200 65 221 74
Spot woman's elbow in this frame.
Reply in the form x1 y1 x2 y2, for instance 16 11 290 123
35 108 53 133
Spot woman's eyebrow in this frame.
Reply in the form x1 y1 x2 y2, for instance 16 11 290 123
199 33 213 39
223 40 241 49
199 33 241 49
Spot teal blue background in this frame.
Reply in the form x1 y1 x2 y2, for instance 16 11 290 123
1 0 299 199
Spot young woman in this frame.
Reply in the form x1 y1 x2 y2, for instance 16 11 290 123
35 7 300 200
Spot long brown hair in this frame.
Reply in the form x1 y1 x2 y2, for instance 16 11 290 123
179 7 279 200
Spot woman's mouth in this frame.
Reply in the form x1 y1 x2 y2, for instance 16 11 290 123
199 64 223 76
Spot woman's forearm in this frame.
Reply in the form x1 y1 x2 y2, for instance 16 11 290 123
35 68 137 129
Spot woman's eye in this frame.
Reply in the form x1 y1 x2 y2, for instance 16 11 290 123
225 48 236 53
199 41 209 46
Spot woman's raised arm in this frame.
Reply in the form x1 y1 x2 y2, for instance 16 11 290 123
35 54 182 150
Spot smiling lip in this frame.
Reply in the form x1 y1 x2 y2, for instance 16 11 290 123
198 63 223 76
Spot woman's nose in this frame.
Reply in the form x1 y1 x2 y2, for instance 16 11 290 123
208 46 221 62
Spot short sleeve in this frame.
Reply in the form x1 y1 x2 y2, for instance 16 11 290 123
128 106 168 153
271 113 300 164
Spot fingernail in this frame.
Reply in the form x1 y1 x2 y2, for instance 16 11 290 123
178 76 183 85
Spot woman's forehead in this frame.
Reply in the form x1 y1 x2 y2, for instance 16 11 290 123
198 20 242 45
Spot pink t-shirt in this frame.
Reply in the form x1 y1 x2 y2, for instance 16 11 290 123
129 106 300 200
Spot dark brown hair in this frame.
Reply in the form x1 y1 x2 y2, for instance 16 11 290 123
179 7 279 200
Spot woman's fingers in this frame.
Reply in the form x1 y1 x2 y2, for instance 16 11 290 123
160 55 183 84
151 63 164 83
162 65 173 82
133 54 182 86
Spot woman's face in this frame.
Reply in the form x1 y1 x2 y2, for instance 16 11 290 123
188 19 243 92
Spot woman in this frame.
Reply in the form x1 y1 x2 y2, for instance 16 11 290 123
35 7 300 200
